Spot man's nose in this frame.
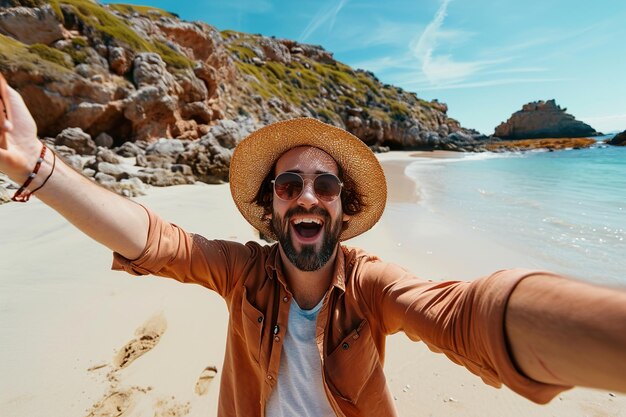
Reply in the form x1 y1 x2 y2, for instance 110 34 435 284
297 179 318 208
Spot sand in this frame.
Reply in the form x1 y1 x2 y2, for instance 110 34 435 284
1 151 624 417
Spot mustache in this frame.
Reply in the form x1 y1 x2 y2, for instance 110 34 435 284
285 206 330 221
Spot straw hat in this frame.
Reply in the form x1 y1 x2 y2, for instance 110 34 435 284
229 117 387 241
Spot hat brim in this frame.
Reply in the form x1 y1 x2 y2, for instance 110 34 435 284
229 118 387 241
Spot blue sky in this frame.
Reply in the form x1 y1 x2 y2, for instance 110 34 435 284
103 0 626 134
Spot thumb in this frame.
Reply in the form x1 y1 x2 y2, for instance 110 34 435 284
5 85 38 140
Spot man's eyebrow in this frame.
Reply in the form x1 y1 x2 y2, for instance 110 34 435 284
282 169 331 174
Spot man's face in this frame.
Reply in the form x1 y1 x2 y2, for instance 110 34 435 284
270 147 349 271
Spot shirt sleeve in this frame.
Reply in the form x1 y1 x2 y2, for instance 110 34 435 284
357 262 572 404
111 205 266 297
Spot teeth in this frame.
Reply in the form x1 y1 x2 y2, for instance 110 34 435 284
293 218 322 225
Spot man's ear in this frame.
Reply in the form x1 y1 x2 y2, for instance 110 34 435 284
264 213 273 220
342 213 351 222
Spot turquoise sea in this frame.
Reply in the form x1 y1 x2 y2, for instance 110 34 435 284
405 136 625 286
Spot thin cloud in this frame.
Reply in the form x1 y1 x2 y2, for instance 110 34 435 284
405 77 571 91
409 0 491 85
359 21 423 47
299 0 349 42
486 67 547 75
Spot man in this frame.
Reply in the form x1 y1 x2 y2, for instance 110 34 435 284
1 75 625 417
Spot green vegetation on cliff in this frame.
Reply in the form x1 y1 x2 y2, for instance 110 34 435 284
0 34 72 73
44 0 192 68
222 31 455 129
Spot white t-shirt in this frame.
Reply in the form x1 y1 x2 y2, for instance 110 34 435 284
265 298 336 417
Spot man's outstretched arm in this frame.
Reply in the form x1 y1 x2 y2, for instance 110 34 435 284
0 81 148 260
505 274 626 393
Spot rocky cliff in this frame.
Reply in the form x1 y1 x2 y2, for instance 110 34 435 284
0 0 489 152
494 99 597 139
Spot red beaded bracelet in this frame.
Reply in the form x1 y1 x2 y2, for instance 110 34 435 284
12 144 47 202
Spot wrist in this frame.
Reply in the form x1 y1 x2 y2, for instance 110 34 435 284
24 145 55 193
11 142 56 202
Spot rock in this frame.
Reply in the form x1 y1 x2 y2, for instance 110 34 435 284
95 172 116 184
145 138 185 156
0 4 68 45
485 137 596 152
177 135 232 183
136 153 175 169
101 177 147 197
494 100 598 139
132 53 179 94
422 131 441 147
170 164 193 176
60 154 86 171
135 168 194 187
96 162 133 180
55 128 97 155
115 141 145 158
95 147 123 164
108 46 133 75
94 132 115 148
193 62 218 99
0 186 11 204
181 102 213 124
210 119 245 149
258 37 291 64
607 130 626 146
251 57 265 66
52 144 77 157
123 86 178 142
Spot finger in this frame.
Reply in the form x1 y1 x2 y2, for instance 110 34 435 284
0 120 13 149
0 75 7 149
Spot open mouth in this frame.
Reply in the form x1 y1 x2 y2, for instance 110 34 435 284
291 217 323 240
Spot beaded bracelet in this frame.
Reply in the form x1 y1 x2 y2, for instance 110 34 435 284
30 149 56 195
12 144 47 202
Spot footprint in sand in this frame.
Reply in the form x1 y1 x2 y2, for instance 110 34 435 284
194 365 218 396
86 390 135 417
113 313 167 370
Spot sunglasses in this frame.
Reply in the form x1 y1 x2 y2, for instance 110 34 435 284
271 172 343 202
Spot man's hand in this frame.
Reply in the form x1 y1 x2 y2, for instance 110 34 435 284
0 75 42 184
0 74 149 260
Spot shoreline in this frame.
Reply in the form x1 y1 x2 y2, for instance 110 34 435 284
1 152 625 416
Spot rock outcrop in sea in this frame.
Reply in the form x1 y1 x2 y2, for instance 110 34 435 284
607 130 626 146
494 100 597 139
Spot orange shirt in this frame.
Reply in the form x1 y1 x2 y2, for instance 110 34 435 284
113 208 569 416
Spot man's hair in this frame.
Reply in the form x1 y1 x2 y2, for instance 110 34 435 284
253 161 365 223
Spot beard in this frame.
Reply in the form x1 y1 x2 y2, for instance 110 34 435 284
271 206 343 271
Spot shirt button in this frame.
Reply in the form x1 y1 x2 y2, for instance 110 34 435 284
257 316 263 323
274 335 281 342
267 375 273 380
342 342 350 350
283 296 289 302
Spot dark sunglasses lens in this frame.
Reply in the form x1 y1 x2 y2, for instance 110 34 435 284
314 174 341 201
274 173 303 200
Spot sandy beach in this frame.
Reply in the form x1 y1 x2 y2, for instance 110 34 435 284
1 151 624 417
